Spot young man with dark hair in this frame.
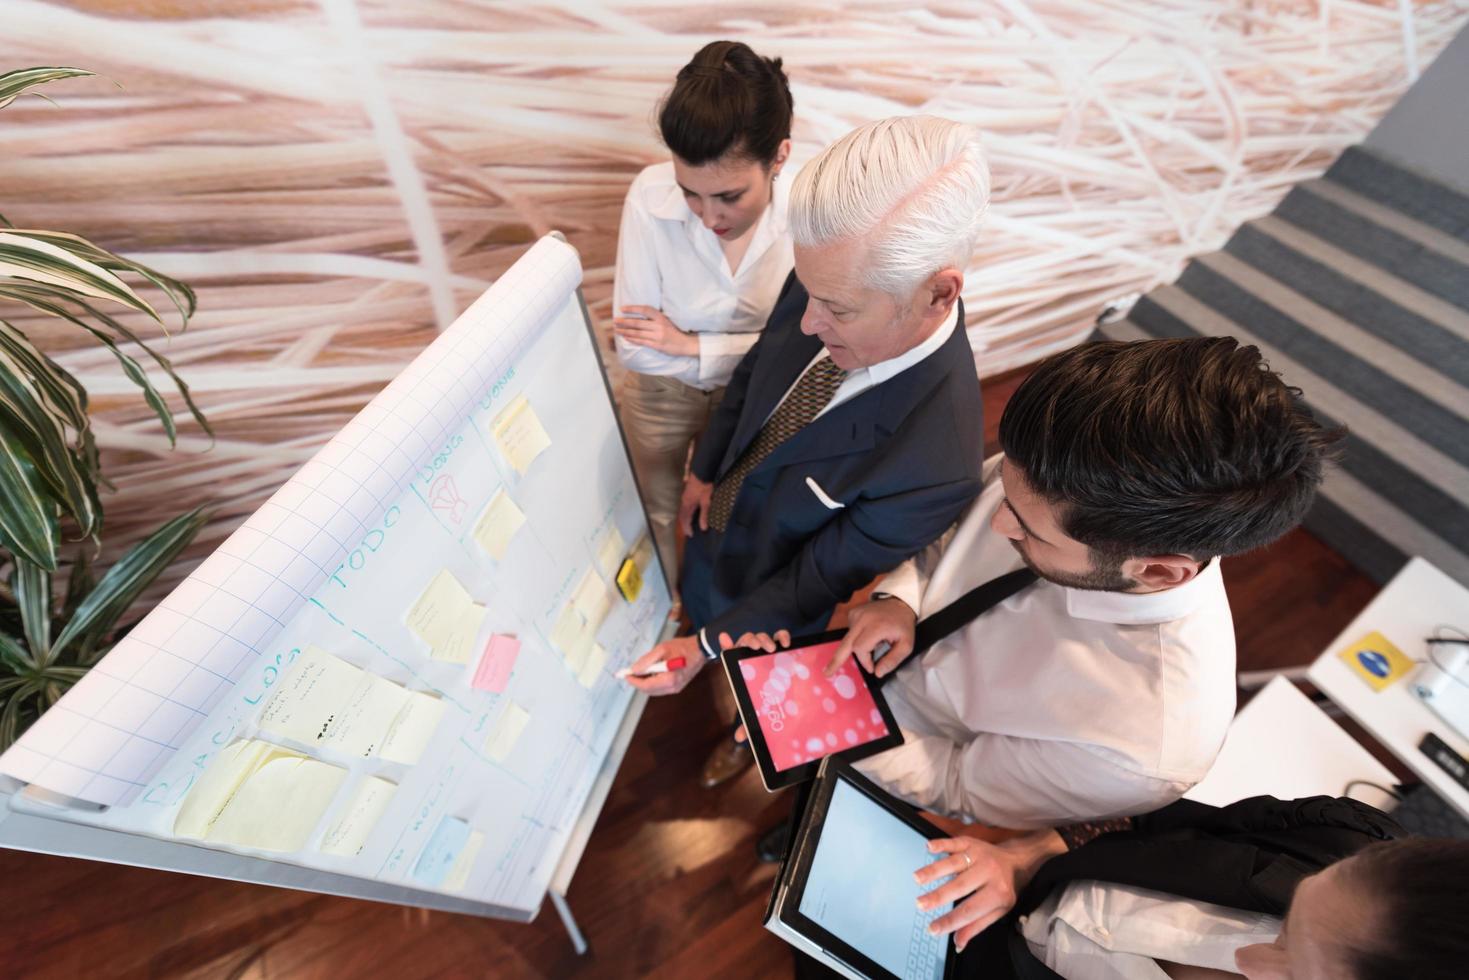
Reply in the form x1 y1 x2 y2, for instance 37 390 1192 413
822 335 1341 828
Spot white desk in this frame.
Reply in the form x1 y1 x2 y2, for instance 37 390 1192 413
1307 557 1469 820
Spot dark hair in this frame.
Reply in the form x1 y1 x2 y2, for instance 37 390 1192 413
997 336 1341 562
1340 837 1469 980
658 40 793 167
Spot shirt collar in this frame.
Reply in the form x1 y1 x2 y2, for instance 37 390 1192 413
1064 558 1223 625
647 166 790 278
864 300 961 385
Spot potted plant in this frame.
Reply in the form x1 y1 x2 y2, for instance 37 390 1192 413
0 68 211 748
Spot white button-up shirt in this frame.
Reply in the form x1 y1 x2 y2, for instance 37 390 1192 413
1020 881 1281 979
612 161 794 390
857 455 1237 828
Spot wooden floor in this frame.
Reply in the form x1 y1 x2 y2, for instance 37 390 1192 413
0 371 1381 980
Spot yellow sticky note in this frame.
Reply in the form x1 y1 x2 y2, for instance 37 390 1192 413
406 570 483 663
616 558 643 602
257 646 362 745
571 569 612 631
1337 631 1415 692
483 701 531 762
550 604 595 671
491 394 552 474
379 691 446 765
577 644 609 689
443 830 486 892
175 739 278 839
472 488 526 560
319 775 397 857
327 673 410 757
594 525 626 580
206 755 347 852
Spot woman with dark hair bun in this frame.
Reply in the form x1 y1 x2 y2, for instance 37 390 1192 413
611 40 795 591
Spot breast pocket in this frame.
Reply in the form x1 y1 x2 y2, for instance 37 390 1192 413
804 476 846 511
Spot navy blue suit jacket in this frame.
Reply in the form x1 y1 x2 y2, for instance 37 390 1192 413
687 273 985 641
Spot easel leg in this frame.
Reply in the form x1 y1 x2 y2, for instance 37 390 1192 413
549 888 588 955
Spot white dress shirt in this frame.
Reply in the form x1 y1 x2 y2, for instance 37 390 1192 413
764 300 960 425
856 455 1237 828
1020 881 1281 979
612 161 794 390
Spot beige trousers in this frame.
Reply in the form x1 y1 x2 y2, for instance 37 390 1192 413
620 372 725 591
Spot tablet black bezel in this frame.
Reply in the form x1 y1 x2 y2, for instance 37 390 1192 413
779 757 957 980
720 629 904 791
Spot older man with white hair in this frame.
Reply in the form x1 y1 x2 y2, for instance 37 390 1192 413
627 115 991 782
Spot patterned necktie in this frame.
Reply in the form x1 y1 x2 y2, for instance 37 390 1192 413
707 357 848 532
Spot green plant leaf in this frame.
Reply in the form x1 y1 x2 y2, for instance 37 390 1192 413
12 560 51 664
0 433 59 570
61 545 95 624
0 231 163 322
0 68 95 109
19 231 196 328
0 326 101 533
0 285 212 441
0 630 35 673
51 508 208 659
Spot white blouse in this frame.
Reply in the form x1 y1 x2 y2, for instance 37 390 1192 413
611 161 794 390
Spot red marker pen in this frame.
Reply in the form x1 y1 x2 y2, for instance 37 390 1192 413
616 657 687 680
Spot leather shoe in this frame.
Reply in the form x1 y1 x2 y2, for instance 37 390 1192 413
756 822 791 863
700 736 752 788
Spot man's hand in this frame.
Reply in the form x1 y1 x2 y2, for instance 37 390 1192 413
679 475 714 536
717 630 791 744
613 306 699 357
913 830 1067 951
826 596 917 677
623 636 705 695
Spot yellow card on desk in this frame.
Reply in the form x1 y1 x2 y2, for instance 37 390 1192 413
615 557 643 602
1337 631 1415 691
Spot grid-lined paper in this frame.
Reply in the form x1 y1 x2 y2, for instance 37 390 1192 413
0 237 582 806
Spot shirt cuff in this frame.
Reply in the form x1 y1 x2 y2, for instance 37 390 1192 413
874 560 922 616
696 331 761 387
698 628 718 660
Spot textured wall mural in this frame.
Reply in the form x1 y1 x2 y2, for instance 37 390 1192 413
2 0 1465 596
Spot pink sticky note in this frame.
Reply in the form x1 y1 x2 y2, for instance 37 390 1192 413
472 634 521 693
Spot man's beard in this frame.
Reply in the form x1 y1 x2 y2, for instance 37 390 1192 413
1010 540 1134 593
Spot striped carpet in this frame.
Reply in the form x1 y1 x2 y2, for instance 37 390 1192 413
1101 146 1469 587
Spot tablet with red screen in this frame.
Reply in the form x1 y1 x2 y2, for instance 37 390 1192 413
721 631 904 791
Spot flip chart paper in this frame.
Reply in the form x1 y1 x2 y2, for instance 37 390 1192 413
472 635 521 694
379 692 446 766
319 776 397 857
257 646 362 745
491 395 551 474
413 815 472 887
443 830 486 892
472 488 526 560
206 755 347 852
483 702 531 762
577 644 609 689
327 674 410 758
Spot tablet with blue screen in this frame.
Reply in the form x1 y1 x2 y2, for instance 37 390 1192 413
764 757 958 980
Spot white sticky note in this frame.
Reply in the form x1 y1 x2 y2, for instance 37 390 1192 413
327 673 410 758
483 701 531 762
174 739 278 839
491 394 552 474
577 644 609 689
472 488 526 561
206 755 347 852
406 570 482 663
630 534 654 571
319 775 397 857
443 830 486 892
379 691 446 765
594 525 626 580
256 646 362 745
571 570 612 631
550 605 595 673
